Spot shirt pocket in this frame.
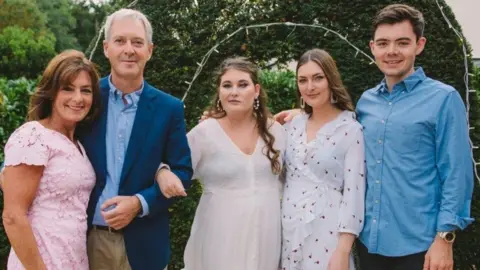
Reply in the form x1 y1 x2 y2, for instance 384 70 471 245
388 123 422 154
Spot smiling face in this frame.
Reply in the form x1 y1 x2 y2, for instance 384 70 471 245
218 68 260 115
103 17 153 80
297 61 331 110
370 20 426 86
51 70 93 126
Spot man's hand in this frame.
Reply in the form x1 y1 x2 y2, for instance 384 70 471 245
101 196 142 230
423 235 454 270
273 109 301 125
156 169 187 198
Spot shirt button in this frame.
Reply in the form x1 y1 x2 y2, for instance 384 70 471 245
373 219 377 223
376 160 381 164
375 200 379 204
378 139 383 144
376 180 380 184
381 120 385 124
388 102 392 105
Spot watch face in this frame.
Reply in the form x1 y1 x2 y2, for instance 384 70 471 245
445 233 455 241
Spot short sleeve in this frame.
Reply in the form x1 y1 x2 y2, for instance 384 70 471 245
187 121 207 180
4 122 50 167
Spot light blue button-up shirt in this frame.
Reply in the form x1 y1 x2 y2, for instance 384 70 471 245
357 68 474 256
92 77 149 226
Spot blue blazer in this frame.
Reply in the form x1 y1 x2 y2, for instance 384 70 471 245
81 77 193 270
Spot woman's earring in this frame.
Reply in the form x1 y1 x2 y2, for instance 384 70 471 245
330 94 338 104
300 97 305 109
217 99 223 111
254 98 260 110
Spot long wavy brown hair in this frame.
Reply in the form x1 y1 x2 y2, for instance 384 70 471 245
28 50 101 133
208 57 282 174
296 49 355 114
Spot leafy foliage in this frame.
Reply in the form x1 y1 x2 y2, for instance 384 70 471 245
71 0 114 52
37 0 80 51
0 26 56 79
0 0 48 32
0 77 37 269
260 69 297 113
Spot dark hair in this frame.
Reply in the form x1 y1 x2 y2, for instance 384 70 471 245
372 4 425 40
208 57 281 174
28 50 101 132
296 49 355 114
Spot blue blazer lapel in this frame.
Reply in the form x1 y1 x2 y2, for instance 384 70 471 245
120 82 157 185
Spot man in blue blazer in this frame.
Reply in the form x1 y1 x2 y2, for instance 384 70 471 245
81 9 193 270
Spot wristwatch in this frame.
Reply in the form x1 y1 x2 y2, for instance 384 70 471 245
438 231 456 243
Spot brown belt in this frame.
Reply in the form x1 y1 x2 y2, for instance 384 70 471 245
92 225 123 234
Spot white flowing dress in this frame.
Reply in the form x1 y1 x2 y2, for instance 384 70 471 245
183 118 286 270
281 111 366 270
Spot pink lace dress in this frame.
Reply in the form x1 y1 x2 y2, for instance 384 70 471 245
4 121 95 270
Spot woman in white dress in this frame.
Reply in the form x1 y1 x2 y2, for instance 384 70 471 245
281 49 366 270
159 57 286 270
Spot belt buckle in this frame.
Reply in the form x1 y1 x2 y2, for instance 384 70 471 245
108 226 113 233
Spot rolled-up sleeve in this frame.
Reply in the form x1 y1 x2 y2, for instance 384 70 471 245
435 91 474 231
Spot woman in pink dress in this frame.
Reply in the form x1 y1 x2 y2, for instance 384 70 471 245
2 50 101 270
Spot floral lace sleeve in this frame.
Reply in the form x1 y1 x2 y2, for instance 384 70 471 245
4 122 50 167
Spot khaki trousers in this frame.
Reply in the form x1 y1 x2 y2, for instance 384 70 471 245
87 228 169 270
87 228 132 270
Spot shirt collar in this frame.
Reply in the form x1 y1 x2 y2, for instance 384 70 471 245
374 67 426 94
108 75 144 106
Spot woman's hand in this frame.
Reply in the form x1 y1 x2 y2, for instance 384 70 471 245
273 109 301 124
327 248 350 270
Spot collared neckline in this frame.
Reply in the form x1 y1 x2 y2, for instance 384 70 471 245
375 67 426 94
108 75 144 107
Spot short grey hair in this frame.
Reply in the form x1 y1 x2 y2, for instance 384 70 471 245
104 9 153 44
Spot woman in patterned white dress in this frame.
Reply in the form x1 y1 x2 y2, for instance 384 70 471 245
157 57 286 270
2 50 101 270
281 49 366 270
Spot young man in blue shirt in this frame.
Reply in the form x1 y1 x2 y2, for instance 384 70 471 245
356 4 473 270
